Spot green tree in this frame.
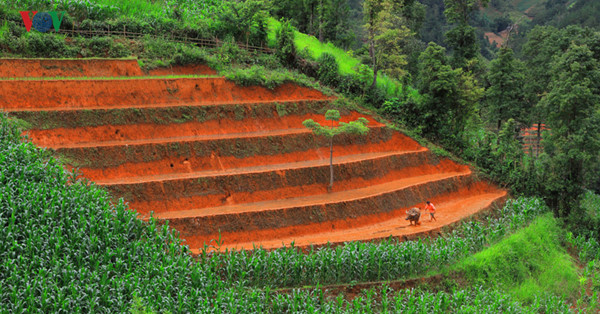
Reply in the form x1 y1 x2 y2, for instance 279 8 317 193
276 19 295 66
417 42 482 148
443 0 489 66
303 110 369 191
540 43 600 216
363 0 411 89
485 47 527 130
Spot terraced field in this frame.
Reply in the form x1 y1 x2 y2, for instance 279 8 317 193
1 58 508 253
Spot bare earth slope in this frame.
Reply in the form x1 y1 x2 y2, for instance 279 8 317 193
1 58 507 253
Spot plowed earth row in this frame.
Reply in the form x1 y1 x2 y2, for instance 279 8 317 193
2 59 507 252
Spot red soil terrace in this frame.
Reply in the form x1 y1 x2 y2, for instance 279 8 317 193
0 58 216 78
2 59 507 252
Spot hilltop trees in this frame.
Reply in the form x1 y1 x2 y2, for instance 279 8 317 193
303 110 369 191
416 42 482 148
271 0 354 48
540 43 600 216
484 47 527 130
363 0 411 89
443 0 489 67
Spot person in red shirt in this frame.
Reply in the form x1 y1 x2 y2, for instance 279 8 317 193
425 201 437 222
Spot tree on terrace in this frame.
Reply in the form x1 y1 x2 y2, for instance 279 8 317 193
303 110 369 191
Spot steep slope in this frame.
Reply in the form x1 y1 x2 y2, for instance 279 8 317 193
2 58 507 253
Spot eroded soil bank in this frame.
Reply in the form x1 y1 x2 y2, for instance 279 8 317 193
178 181 507 251
0 78 329 110
0 58 217 78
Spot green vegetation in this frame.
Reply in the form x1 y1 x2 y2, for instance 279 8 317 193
2 0 600 311
454 214 579 303
199 198 548 288
0 113 576 311
303 110 369 190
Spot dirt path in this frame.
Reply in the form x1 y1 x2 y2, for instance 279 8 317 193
154 170 472 220
0 59 217 78
0 78 330 111
97 150 427 185
193 190 507 252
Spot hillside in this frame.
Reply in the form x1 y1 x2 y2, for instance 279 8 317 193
2 58 506 253
1 0 600 312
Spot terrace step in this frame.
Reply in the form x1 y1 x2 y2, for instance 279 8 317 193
12 100 332 131
0 58 144 78
55 127 417 181
0 78 330 111
204 189 508 252
27 111 377 147
0 58 217 78
106 149 457 215
156 171 492 251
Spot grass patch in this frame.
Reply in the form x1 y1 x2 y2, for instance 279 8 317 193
453 214 579 304
267 18 417 98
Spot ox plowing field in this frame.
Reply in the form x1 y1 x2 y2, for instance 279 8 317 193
1 58 507 253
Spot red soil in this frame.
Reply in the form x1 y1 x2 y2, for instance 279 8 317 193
0 58 143 77
3 59 508 253
27 111 377 147
0 78 329 111
0 59 217 78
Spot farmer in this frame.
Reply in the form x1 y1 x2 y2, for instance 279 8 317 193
425 200 437 222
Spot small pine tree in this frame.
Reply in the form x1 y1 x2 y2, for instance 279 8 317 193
303 110 369 191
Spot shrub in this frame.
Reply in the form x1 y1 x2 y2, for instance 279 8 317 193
108 40 131 58
317 52 339 86
23 32 76 58
275 19 295 66
88 36 112 56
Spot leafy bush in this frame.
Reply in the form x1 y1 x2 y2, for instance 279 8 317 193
317 52 339 86
23 32 77 58
275 18 295 67
223 65 316 89
88 36 112 56
108 40 131 58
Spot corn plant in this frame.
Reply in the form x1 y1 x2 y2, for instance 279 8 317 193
199 197 549 288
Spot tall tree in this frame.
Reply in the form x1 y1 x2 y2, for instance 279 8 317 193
417 42 482 148
443 0 489 66
363 0 411 89
540 43 600 215
485 47 527 130
303 110 369 191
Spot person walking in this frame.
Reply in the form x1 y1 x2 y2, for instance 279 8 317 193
425 200 437 222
